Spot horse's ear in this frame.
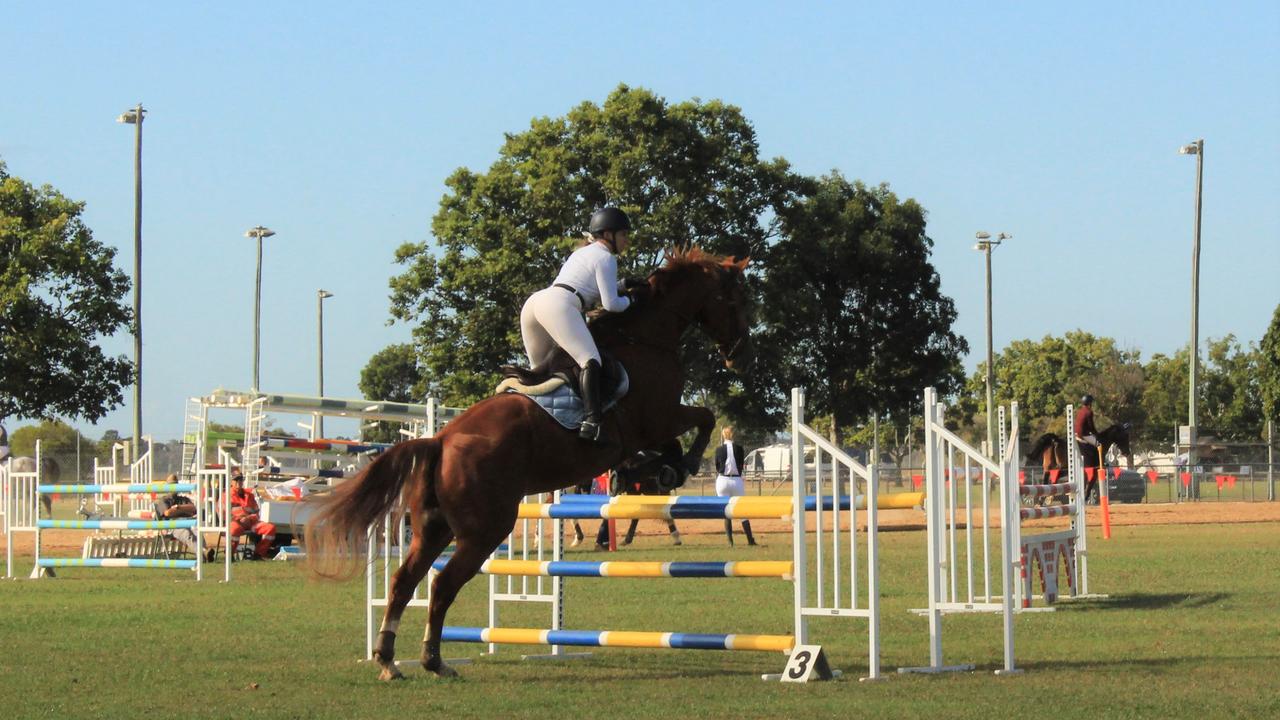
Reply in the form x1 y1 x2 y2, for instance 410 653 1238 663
724 256 750 272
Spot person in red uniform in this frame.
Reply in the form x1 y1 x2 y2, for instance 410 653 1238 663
1074 394 1102 504
229 473 276 560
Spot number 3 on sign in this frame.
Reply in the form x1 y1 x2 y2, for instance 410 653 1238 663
781 644 834 682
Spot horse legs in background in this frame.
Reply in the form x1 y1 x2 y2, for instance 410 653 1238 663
570 520 585 547
723 519 756 546
373 511 454 681
620 519 681 546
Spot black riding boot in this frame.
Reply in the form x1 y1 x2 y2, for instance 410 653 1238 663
742 519 757 546
578 359 604 442
724 519 735 546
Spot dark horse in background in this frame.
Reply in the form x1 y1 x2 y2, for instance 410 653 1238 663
308 250 752 680
570 439 687 548
1024 423 1133 505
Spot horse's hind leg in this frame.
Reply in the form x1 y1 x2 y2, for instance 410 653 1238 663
422 528 507 677
373 512 454 681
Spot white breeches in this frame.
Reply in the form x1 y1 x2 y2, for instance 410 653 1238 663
520 287 600 369
715 475 745 497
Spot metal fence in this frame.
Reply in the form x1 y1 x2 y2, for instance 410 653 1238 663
689 463 1279 504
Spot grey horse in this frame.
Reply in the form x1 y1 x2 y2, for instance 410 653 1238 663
8 455 61 517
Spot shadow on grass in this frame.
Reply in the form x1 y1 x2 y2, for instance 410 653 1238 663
1057 592 1229 610
1004 650 1280 674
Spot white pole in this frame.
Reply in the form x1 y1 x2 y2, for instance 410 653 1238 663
790 388 807 645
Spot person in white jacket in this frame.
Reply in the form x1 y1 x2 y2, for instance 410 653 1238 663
520 207 645 442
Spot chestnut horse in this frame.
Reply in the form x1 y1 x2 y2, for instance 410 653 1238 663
1024 423 1133 505
307 249 752 680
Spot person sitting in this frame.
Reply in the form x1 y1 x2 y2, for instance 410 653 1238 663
229 473 277 560
154 474 202 560
518 207 646 443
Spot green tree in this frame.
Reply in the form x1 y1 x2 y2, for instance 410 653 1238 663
359 344 423 403
96 429 123 459
1142 349 1188 442
1199 335 1262 441
10 420 94 458
359 344 424 443
751 174 967 441
0 160 132 422
1259 304 1280 426
965 331 1144 439
387 85 792 405
1143 336 1264 443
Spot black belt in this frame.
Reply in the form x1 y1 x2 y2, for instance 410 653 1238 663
554 283 586 309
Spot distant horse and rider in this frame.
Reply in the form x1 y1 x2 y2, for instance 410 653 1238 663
308 246 753 680
1024 395 1132 505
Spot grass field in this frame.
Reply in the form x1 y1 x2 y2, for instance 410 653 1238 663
1 522 1278 720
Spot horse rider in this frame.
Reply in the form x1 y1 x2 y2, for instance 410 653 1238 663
519 207 648 443
1075 394 1102 503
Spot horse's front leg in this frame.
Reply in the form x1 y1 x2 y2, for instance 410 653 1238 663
671 405 716 477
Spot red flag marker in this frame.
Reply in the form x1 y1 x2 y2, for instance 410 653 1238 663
291 486 302 499
1215 475 1224 490
1049 468 1061 483
911 474 923 489
1181 472 1191 487
1146 470 1158 484
1227 475 1237 488
52 493 61 502
1018 471 1026 483
1084 467 1096 481
1113 467 1123 479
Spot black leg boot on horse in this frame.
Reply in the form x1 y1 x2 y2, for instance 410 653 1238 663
579 359 605 443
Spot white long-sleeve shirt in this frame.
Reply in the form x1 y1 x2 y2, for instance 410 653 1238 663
552 242 631 312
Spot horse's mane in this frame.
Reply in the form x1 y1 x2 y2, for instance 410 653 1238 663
659 247 732 275
589 247 740 340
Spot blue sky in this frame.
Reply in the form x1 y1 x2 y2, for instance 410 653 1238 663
2 2 1277 441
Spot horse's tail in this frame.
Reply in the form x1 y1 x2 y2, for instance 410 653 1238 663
1024 433 1056 463
306 436 440 581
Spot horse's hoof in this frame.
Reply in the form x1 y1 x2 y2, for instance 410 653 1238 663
377 664 405 682
425 657 459 678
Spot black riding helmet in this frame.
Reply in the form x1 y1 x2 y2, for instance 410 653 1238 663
1081 394 1094 406
588 207 631 236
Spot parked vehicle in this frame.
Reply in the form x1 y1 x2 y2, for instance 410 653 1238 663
743 443 815 478
1107 469 1146 504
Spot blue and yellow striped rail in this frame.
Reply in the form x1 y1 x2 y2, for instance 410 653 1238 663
521 496 789 520
37 519 197 530
441 626 794 652
37 558 197 569
431 558 794 579
37 483 196 495
531 492 923 520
